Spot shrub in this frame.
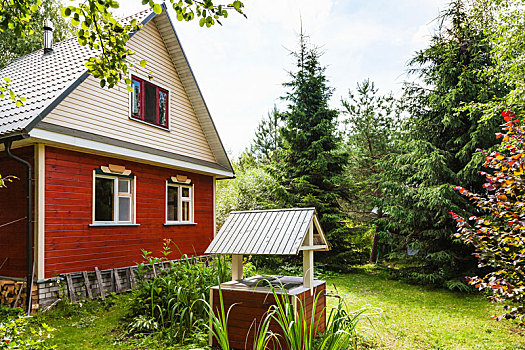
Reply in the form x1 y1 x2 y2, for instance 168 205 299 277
451 111 525 322
0 316 55 349
127 245 255 344
0 306 22 322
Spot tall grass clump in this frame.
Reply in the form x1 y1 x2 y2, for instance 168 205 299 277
125 242 255 345
267 285 363 350
206 280 367 350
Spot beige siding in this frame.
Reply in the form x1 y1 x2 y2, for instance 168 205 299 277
44 21 216 163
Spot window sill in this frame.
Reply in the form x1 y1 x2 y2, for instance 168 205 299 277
89 223 141 227
129 116 170 131
164 222 197 226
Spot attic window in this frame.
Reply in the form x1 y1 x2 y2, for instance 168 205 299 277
131 75 169 128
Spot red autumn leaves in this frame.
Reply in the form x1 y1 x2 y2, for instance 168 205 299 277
450 110 525 322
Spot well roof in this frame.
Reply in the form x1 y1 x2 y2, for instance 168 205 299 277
205 208 329 256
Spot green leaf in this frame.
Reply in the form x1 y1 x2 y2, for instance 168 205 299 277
100 80 106 88
140 59 147 68
62 7 72 17
153 4 162 14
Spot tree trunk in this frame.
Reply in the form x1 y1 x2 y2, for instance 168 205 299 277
369 227 379 263
369 211 382 263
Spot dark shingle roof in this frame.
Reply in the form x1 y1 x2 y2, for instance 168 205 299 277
0 8 154 138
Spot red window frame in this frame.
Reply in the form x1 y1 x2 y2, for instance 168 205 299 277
131 75 169 129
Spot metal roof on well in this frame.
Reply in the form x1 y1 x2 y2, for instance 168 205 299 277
205 208 327 256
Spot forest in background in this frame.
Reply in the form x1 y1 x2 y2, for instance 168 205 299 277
216 0 520 301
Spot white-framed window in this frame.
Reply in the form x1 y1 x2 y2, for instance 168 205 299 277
166 182 193 224
93 173 135 224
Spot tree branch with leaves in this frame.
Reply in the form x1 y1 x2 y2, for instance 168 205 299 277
451 110 525 322
0 0 245 98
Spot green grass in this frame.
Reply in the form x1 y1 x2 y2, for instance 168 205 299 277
19 266 525 349
29 295 208 349
329 265 525 350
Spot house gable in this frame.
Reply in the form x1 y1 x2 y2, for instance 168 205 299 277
43 20 217 165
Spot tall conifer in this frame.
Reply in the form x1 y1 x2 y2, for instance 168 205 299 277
381 0 508 287
278 31 349 265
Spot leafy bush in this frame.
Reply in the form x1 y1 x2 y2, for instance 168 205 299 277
451 111 525 321
127 246 255 344
0 306 22 321
0 316 55 349
216 165 287 226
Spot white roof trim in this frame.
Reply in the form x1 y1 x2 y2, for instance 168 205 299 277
30 127 234 177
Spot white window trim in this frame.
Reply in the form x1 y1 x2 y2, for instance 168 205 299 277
165 182 195 225
92 171 136 225
128 72 172 132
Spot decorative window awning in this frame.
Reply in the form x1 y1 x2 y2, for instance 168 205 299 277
96 164 134 178
205 208 329 256
167 174 192 185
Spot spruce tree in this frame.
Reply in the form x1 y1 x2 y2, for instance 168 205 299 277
278 31 349 267
250 105 282 163
381 0 508 288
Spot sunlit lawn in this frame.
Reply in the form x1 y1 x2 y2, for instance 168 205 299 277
25 265 525 349
328 265 525 350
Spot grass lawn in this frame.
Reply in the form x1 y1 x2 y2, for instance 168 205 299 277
20 265 525 349
29 296 208 349
328 265 525 350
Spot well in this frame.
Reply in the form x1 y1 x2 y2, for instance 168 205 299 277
205 208 330 350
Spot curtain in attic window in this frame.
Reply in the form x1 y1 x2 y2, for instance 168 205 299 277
158 90 167 126
132 79 141 117
144 82 157 124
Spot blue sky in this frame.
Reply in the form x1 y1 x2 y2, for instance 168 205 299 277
117 0 449 156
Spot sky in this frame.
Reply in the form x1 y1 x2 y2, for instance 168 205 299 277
114 0 449 157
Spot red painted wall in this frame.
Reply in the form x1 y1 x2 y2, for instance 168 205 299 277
44 146 214 278
0 146 33 278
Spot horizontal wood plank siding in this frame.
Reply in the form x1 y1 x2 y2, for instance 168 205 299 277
43 147 214 278
43 21 216 164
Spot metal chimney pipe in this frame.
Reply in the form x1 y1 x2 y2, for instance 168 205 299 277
43 19 53 54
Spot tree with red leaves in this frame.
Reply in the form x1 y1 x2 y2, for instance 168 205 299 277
451 110 525 322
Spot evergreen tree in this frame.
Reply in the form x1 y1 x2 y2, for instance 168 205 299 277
381 0 509 288
278 31 349 267
341 79 400 263
250 105 282 163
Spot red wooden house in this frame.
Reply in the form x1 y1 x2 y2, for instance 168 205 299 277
0 6 233 309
